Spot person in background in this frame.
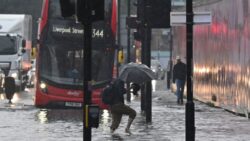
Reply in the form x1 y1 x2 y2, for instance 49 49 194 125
64 60 80 79
130 83 140 96
110 78 137 134
172 56 186 104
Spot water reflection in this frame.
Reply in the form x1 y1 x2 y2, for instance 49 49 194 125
35 109 83 123
0 94 5 100
37 110 48 124
152 80 157 92
0 93 19 103
11 93 20 103
111 134 124 140
99 109 110 125
35 109 112 125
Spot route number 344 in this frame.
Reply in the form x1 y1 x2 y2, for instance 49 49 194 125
92 29 104 38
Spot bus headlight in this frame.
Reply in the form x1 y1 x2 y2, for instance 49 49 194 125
40 82 48 93
11 72 18 79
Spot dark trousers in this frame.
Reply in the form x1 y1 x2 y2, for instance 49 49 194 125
110 103 136 130
175 79 185 104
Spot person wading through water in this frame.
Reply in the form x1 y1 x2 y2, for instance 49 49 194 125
110 78 136 134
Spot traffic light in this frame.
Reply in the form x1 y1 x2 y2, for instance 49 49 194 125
145 0 171 28
59 0 104 22
91 0 104 21
77 0 104 22
118 50 124 64
137 0 144 20
88 105 100 128
134 31 142 41
59 0 75 18
76 0 85 22
126 16 139 28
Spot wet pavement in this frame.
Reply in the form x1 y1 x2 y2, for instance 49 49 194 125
93 89 250 141
0 81 250 141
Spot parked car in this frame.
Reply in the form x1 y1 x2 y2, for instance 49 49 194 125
151 59 165 80
27 59 36 88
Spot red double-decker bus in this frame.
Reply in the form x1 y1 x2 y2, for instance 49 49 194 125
35 0 117 108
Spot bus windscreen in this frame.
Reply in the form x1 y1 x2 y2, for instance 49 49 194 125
40 19 114 89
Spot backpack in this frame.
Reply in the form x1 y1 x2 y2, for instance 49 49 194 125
101 84 115 105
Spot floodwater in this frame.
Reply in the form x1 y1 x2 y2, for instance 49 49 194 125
0 108 83 141
0 89 83 141
0 81 250 141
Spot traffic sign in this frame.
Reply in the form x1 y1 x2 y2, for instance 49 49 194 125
126 16 140 28
170 11 212 26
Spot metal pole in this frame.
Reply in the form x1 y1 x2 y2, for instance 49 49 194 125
138 0 145 112
186 0 195 140
167 28 173 89
141 84 145 111
126 0 131 102
117 0 121 77
83 0 92 140
141 28 146 111
127 0 131 63
169 29 173 79
145 27 152 123
142 0 152 123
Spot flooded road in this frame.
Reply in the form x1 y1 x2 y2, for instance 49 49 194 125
0 88 83 141
0 81 250 141
0 108 83 141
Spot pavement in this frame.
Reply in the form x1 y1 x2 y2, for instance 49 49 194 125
92 88 250 141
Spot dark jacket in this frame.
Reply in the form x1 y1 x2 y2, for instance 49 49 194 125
112 79 126 105
173 61 186 82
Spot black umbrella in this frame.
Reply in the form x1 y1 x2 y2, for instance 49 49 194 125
119 62 156 84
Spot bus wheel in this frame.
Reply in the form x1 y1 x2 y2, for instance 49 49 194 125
4 77 15 103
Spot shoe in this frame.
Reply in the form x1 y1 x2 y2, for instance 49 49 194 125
110 128 115 133
125 128 132 135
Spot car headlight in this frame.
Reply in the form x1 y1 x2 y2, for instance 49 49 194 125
40 82 48 93
11 72 18 79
